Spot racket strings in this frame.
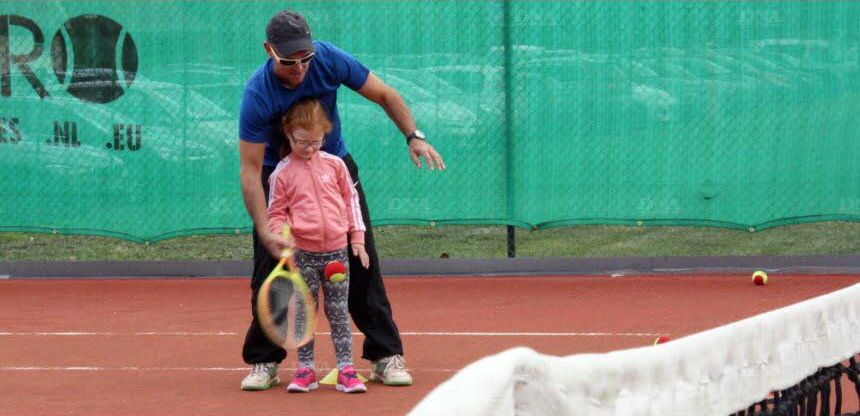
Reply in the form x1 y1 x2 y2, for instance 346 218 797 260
267 273 313 348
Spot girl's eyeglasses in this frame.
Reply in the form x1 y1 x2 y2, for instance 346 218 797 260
270 48 315 67
289 135 324 148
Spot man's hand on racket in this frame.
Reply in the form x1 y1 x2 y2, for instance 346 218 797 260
351 243 370 269
260 227 293 259
408 139 446 170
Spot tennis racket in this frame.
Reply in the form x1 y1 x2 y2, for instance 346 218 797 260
256 225 316 350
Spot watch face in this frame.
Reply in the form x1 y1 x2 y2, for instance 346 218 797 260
414 130 426 139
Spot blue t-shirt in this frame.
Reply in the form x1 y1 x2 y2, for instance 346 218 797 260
239 41 370 167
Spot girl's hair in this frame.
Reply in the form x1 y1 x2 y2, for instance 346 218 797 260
279 99 333 158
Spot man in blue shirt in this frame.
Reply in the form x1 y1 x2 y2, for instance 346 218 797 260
238 10 445 391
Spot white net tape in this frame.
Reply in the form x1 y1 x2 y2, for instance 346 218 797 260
409 283 860 416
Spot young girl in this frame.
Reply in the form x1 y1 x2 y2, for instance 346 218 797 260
267 99 369 394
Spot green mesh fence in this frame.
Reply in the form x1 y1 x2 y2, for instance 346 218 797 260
1 1 857 242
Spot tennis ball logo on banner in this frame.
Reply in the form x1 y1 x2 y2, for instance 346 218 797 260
0 13 138 104
53 14 138 104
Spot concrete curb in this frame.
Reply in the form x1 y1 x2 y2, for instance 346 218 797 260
1 255 858 278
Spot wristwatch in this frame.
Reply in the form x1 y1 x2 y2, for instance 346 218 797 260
406 129 426 144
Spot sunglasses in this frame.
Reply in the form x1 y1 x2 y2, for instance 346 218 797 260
270 47 315 67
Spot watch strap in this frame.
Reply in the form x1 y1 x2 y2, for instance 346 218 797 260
406 130 425 143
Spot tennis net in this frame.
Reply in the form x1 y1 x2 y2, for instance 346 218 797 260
409 283 860 416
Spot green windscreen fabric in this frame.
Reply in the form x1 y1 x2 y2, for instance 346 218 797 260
1 1 857 242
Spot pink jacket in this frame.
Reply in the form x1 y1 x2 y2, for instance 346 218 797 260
267 151 365 252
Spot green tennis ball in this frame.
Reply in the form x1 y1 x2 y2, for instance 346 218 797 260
752 270 768 286
329 272 346 283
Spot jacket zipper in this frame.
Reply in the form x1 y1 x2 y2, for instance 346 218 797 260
307 159 328 249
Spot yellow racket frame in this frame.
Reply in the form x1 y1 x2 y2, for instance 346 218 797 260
256 225 316 350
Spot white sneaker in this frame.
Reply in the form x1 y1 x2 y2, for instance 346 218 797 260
240 362 280 391
370 355 413 386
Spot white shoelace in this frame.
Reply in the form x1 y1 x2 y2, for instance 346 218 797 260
383 355 407 373
251 363 270 376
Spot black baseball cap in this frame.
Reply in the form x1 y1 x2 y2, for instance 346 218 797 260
266 10 314 56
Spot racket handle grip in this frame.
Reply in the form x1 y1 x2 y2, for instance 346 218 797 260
280 225 293 258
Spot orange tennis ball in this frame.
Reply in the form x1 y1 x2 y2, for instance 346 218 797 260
653 336 671 345
752 270 768 286
324 261 347 283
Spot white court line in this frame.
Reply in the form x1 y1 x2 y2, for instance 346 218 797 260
0 331 239 337
0 331 660 337
400 332 661 337
0 332 663 373
0 332 238 336
0 366 459 373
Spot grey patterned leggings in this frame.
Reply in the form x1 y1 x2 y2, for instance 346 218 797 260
293 248 353 370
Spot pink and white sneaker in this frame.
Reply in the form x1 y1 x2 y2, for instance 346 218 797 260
287 367 318 393
336 365 367 394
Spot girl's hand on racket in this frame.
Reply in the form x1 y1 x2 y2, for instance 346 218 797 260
408 139 446 170
351 243 370 269
261 228 293 259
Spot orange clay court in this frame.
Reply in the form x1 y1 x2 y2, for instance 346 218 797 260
1 273 859 415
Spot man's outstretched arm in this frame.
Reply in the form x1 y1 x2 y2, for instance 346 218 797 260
357 72 446 170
